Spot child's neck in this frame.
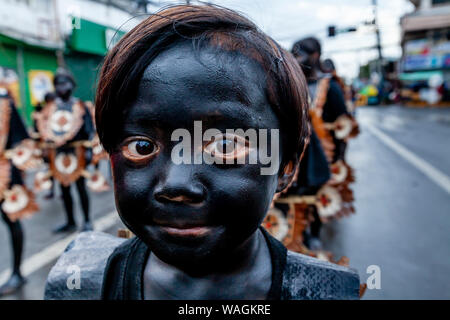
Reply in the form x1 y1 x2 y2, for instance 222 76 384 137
143 228 272 299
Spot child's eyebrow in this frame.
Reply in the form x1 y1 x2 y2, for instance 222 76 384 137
196 106 261 122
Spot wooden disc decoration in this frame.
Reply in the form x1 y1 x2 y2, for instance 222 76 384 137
333 183 355 219
86 170 110 192
7 139 43 170
55 152 78 174
35 100 85 147
1 185 39 221
0 158 11 201
316 185 342 219
272 196 314 249
262 207 289 241
50 110 74 133
49 146 86 186
91 135 108 165
34 171 53 192
334 115 353 140
330 160 348 184
349 115 360 138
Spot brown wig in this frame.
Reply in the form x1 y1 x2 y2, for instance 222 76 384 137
95 4 310 170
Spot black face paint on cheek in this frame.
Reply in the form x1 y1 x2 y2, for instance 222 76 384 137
111 41 283 269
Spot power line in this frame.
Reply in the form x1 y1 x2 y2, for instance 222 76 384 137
324 42 399 54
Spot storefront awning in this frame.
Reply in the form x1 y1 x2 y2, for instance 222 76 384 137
69 18 125 56
0 32 61 51
401 14 450 32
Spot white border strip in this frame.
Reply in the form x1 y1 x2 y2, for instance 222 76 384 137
0 211 119 285
366 123 450 195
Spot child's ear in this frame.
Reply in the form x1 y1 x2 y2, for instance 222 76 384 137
276 159 298 193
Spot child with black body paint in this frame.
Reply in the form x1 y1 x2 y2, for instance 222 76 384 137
45 5 360 300
0 88 37 296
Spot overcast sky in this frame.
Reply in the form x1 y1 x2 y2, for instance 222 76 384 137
149 0 415 79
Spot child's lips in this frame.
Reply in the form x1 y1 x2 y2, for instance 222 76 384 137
159 225 213 237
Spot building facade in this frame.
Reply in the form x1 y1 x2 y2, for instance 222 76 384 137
400 0 450 83
0 0 145 126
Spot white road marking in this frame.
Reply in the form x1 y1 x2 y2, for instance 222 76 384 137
0 211 119 285
366 123 450 195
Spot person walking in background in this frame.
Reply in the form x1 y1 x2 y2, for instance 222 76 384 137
0 86 39 296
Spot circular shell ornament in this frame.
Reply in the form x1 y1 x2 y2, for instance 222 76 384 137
316 251 331 262
91 136 108 165
55 153 78 175
262 207 289 241
0 158 11 200
330 160 348 184
34 171 53 192
8 140 43 170
86 170 110 192
93 142 104 156
50 110 74 133
35 101 86 147
334 115 353 140
316 185 342 219
1 185 39 221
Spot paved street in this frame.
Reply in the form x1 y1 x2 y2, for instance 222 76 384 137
0 161 125 300
0 105 449 300
321 105 450 300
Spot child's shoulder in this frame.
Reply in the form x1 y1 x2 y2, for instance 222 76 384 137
282 249 360 300
45 231 361 300
44 231 126 300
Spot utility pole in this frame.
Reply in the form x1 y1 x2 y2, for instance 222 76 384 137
52 0 66 68
135 0 149 13
372 0 383 75
372 0 384 102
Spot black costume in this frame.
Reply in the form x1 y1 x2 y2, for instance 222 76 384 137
34 96 95 231
322 78 350 163
289 129 330 196
44 229 360 300
0 95 39 295
319 78 348 123
308 77 349 163
1 97 28 269
2 99 29 185
266 73 357 258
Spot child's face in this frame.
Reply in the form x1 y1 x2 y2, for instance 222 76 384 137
110 42 285 268
54 76 74 100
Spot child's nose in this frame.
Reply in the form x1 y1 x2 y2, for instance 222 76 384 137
153 164 205 205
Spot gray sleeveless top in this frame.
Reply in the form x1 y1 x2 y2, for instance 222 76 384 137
44 231 360 300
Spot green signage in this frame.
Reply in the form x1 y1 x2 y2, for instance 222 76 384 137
69 17 125 56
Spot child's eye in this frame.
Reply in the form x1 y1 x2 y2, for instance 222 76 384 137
204 134 249 161
121 137 158 161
